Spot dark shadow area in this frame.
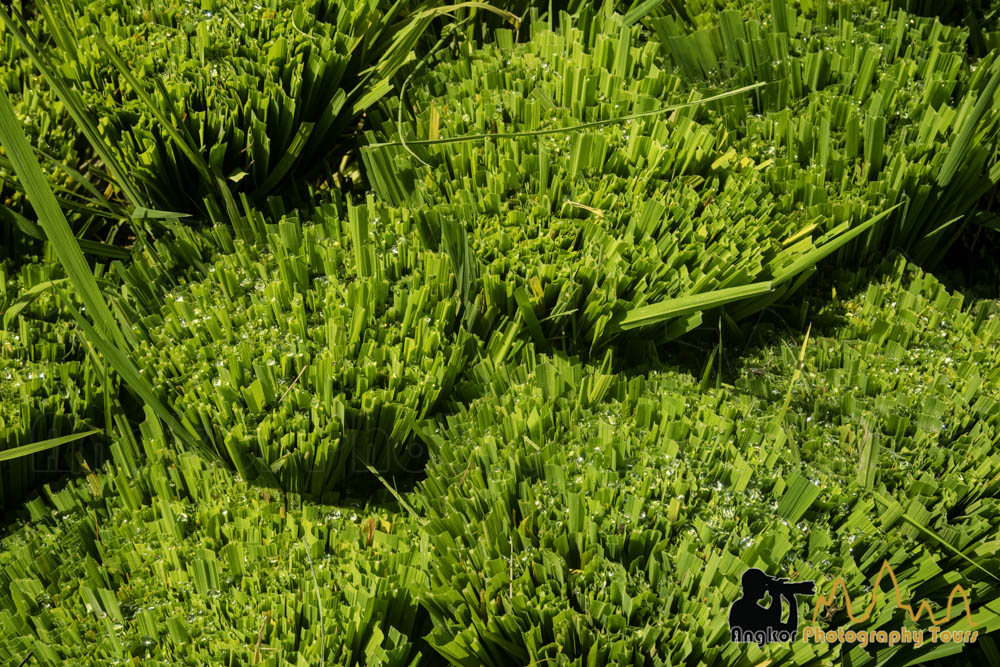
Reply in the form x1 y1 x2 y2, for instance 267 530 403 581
889 0 997 56
0 436 110 531
929 222 1000 300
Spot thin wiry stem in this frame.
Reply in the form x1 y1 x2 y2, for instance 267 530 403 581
373 81 766 149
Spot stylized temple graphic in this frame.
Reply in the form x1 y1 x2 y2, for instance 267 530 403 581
810 560 977 627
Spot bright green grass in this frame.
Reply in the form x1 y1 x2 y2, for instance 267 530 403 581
0 259 106 510
2 0 447 216
2 1 1000 664
0 448 428 666
117 199 476 497
413 255 1000 666
3 255 998 665
363 1 1000 354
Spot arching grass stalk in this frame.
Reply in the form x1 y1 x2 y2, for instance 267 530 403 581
367 81 766 150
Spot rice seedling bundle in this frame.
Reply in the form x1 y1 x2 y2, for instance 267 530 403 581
117 199 475 497
364 1 1000 355
2 1 1000 663
650 0 1000 256
413 255 1000 666
3 0 441 216
0 260 106 510
0 447 428 665
0 13 107 257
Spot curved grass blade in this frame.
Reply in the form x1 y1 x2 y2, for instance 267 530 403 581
365 82 765 149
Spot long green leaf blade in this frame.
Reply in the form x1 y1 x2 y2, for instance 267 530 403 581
0 429 100 463
364 82 766 149
770 204 900 287
0 87 126 349
65 305 202 453
620 280 774 331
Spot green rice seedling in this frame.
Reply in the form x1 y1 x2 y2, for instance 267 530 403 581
0 260 109 510
1 0 496 222
412 254 1000 666
116 197 476 497
0 9 125 259
649 0 1000 260
0 78 136 509
363 1 1000 355
0 444 430 665
887 0 999 56
0 78 212 483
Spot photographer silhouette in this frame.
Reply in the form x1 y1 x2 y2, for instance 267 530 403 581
729 568 815 646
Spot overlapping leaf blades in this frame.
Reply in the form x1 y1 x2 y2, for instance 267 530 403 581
413 255 1000 666
4 255 1000 664
363 1 1000 354
118 199 475 496
1 0 1000 664
0 449 429 665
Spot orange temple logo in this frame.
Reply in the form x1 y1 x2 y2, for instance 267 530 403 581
801 560 979 648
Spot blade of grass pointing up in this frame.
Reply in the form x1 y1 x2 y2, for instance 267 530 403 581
938 56 1000 187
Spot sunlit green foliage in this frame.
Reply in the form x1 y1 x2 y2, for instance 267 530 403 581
1 0 1000 664
0 448 428 666
120 199 475 496
413 255 1000 666
0 260 105 510
364 1 1000 354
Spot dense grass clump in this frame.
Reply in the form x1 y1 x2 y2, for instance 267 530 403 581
412 255 1000 666
3 251 999 664
364 1 1000 355
0 448 428 665
1 0 452 222
119 200 475 496
0 260 106 510
0 12 110 258
2 0 1000 664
